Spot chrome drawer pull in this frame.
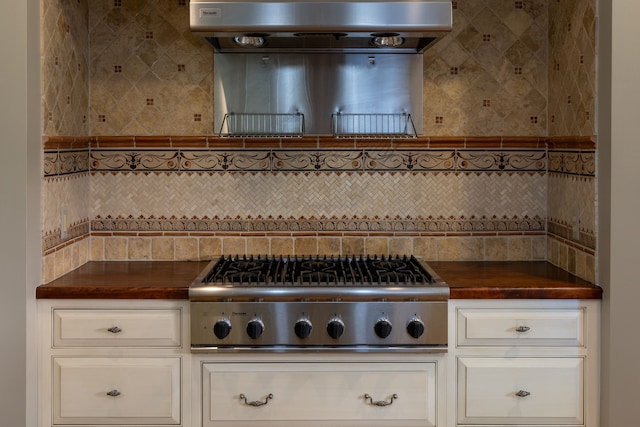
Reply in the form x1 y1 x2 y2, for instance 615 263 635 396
107 326 122 334
515 390 531 398
516 326 531 332
239 393 273 407
364 393 398 407
106 389 121 397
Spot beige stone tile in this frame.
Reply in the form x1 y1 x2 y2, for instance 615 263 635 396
176 237 199 260
222 237 246 255
42 253 55 284
318 237 341 256
485 237 508 261
128 237 151 260
342 237 364 256
247 238 270 256
585 254 596 284
437 238 461 261
53 250 64 280
294 237 318 255
152 237 175 260
413 237 438 260
567 246 577 274
78 237 89 265
71 243 80 269
105 238 128 260
389 238 412 256
271 238 294 256
575 251 587 280
199 238 222 260
558 244 568 269
459 238 484 260
90 236 105 261
547 238 559 265
508 237 532 260
531 236 546 260
365 237 389 256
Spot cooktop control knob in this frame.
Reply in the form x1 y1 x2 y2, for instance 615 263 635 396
406 317 425 339
294 318 313 339
326 317 345 340
246 318 264 340
213 318 232 339
374 318 393 339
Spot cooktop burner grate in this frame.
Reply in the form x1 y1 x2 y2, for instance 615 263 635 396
202 255 434 286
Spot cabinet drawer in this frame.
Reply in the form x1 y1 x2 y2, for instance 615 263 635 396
52 309 181 347
53 357 181 425
457 308 584 347
457 357 583 425
203 362 437 427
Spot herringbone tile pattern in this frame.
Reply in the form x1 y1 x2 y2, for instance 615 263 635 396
90 171 546 221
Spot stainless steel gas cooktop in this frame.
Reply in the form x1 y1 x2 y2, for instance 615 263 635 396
189 255 449 351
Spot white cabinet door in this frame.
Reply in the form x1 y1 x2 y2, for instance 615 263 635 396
457 357 583 425
53 309 182 347
53 357 181 425
203 362 437 427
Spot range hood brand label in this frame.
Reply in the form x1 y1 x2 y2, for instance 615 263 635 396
200 8 221 18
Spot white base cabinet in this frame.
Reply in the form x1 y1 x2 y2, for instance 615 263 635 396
201 361 438 427
449 299 600 427
38 300 191 427
39 299 600 427
53 357 181 425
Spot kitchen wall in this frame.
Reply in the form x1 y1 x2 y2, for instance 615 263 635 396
546 0 597 279
41 0 597 284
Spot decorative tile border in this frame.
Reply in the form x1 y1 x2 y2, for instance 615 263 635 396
43 149 90 175
42 221 91 253
84 149 546 174
91 215 545 235
547 150 595 176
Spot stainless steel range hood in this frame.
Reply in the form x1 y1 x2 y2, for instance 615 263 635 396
190 0 452 53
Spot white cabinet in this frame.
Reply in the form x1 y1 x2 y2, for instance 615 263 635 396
194 353 447 427
449 300 600 427
53 308 182 348
39 300 190 427
457 357 583 425
53 357 181 425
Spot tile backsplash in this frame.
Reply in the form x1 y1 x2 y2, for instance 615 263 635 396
40 0 598 285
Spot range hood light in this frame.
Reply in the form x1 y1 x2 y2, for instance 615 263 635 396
233 35 266 48
372 35 405 48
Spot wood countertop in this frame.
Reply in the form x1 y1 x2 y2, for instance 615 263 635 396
429 261 602 299
36 260 602 300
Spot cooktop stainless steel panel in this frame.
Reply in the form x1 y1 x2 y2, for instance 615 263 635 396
191 301 448 348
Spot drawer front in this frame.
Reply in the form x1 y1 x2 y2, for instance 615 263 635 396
53 309 181 347
457 357 583 425
457 308 584 347
53 357 181 425
203 362 437 427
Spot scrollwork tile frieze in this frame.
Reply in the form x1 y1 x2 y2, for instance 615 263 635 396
547 150 596 176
